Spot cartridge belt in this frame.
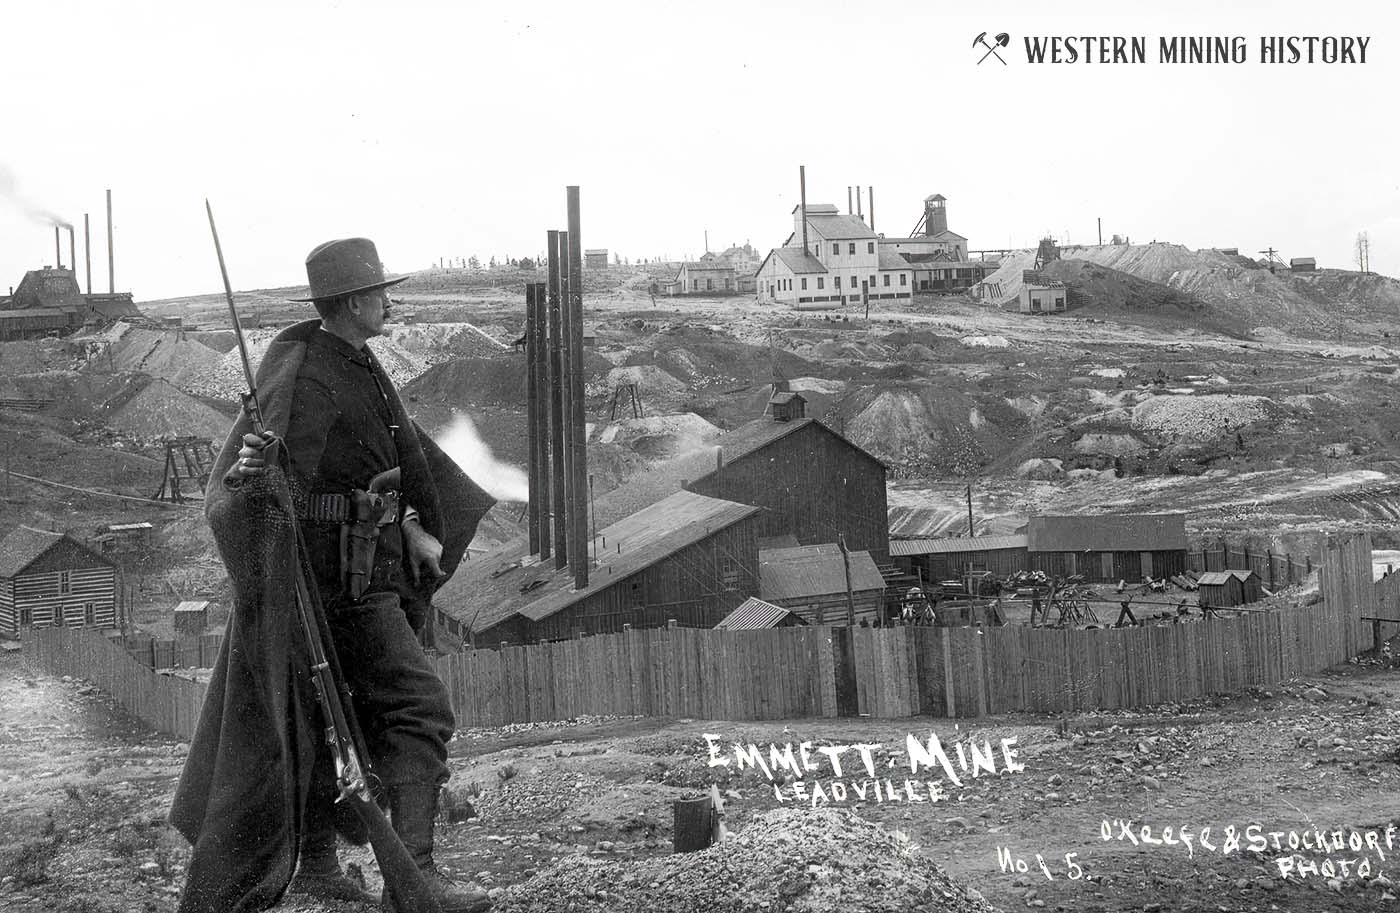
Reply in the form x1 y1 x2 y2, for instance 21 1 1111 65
299 491 401 524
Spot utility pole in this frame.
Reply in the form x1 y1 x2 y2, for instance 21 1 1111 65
966 482 975 536
838 535 856 627
1097 217 1102 246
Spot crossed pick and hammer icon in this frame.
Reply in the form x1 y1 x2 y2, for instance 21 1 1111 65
975 31 1009 65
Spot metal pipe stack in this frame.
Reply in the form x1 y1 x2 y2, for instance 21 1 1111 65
566 186 588 590
106 189 114 293
524 191 591 589
525 282 543 555
547 230 568 568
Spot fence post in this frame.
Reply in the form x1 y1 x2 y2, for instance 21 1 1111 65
1266 549 1275 590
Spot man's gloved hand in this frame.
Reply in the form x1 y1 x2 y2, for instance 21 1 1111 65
402 516 444 585
226 431 275 484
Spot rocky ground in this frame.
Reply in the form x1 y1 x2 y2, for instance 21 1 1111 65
5 647 1400 913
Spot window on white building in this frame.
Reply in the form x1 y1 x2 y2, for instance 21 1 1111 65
848 243 855 255
882 274 890 287
831 243 839 256
835 276 841 289
867 242 875 254
59 571 71 595
817 277 825 289
900 274 908 286
801 278 808 290
869 274 876 287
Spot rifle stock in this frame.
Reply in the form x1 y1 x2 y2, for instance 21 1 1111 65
206 202 442 913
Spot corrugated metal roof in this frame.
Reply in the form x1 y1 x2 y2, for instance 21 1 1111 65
888 506 970 539
0 526 65 578
107 522 154 532
877 251 912 270
173 600 210 613
760 544 886 601
715 597 802 630
690 417 885 487
434 490 761 631
889 535 1028 557
757 534 801 551
1197 570 1257 585
1025 514 1187 552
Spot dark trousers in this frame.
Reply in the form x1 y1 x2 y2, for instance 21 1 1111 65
307 590 454 830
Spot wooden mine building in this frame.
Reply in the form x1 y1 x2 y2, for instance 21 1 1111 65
685 414 890 563
1026 514 1188 582
0 526 117 639
435 490 761 646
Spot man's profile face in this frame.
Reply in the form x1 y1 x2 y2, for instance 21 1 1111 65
350 290 391 337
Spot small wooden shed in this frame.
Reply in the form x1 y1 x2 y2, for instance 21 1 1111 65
173 600 210 636
1196 570 1263 608
714 597 807 630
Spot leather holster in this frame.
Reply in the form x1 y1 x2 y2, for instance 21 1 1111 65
341 488 401 601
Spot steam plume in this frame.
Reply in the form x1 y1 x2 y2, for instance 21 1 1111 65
0 164 72 229
436 411 528 502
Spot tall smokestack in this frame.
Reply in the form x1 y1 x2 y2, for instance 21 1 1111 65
566 186 589 589
856 187 863 221
847 186 852 214
869 186 875 232
547 230 567 567
84 214 92 294
67 226 76 279
556 229 573 571
55 226 62 269
525 282 542 556
799 166 808 256
106 189 114 293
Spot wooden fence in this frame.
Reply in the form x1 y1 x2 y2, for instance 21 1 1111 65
21 536 1380 736
1186 542 1313 589
117 633 225 670
24 625 209 741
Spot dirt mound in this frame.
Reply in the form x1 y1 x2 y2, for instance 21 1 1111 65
594 413 721 458
1074 432 1148 456
0 338 81 374
596 365 687 397
845 387 1019 477
1131 394 1272 444
1039 259 1248 337
494 807 998 913
107 378 232 443
86 325 220 377
1015 458 1065 479
404 350 613 409
389 322 509 362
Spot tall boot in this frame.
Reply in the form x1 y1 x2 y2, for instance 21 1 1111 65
383 784 492 913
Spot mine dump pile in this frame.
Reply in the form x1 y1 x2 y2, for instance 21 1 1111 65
592 364 688 398
106 378 233 443
390 322 508 361
495 807 998 913
1130 394 1271 444
0 338 83 374
83 323 220 377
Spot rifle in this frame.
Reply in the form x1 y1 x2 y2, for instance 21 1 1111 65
205 201 442 913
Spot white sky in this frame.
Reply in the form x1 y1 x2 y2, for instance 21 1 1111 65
0 0 1396 300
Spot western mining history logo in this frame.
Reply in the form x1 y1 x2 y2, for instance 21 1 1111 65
972 33 1371 64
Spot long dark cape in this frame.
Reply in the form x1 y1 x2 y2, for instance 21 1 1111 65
169 320 494 913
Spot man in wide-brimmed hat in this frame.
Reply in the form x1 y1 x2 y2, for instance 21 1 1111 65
171 238 495 913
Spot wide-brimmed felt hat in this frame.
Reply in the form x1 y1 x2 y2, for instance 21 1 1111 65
288 237 409 302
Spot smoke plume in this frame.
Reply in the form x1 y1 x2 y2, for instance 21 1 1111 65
435 411 529 502
0 164 72 229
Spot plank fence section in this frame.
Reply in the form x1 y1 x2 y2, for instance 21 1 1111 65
1187 542 1312 589
23 625 208 741
21 536 1381 736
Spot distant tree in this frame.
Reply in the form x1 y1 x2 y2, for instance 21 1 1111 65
519 257 534 269
614 252 621 265
1355 231 1371 274
468 255 481 269
489 256 497 268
